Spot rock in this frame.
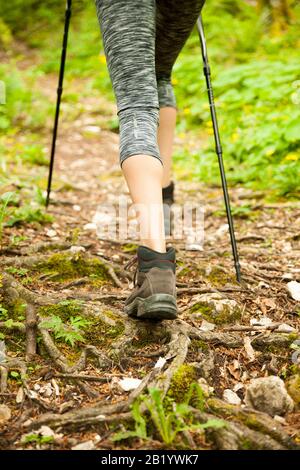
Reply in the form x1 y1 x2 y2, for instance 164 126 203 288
199 320 216 332
39 383 53 397
233 383 244 393
250 316 273 327
245 376 294 416
69 245 85 254
72 440 95 451
287 281 300 301
191 293 240 325
282 273 293 281
0 405 11 423
83 125 101 134
45 229 57 238
276 323 297 333
223 389 241 405
118 377 142 392
83 223 96 231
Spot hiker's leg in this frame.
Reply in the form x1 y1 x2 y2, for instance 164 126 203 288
156 0 205 188
158 107 176 188
95 0 165 252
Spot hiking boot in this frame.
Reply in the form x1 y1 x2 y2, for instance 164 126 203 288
124 245 177 320
162 181 174 237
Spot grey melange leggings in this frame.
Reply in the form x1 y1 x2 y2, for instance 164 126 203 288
95 0 205 166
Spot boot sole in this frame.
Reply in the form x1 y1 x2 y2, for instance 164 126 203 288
125 293 177 320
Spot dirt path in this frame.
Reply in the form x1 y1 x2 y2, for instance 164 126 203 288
0 72 300 450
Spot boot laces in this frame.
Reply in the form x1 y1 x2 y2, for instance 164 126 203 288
124 254 138 286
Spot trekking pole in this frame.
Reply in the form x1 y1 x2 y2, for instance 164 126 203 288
46 0 72 207
197 15 242 282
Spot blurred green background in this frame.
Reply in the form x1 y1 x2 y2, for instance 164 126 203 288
0 0 299 214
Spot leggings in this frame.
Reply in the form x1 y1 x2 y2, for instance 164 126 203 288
95 0 205 165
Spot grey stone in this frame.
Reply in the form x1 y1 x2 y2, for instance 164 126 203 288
245 376 294 416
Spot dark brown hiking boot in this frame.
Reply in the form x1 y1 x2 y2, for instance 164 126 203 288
162 181 174 237
124 245 177 320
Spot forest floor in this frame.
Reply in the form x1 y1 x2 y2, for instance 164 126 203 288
0 66 300 450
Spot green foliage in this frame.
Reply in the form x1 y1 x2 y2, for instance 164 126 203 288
23 434 54 445
39 314 90 347
114 387 225 446
5 267 29 277
0 304 8 320
113 399 148 442
10 370 20 379
21 145 49 166
171 2 300 198
1 0 300 199
0 191 14 245
5 205 53 227
0 64 52 131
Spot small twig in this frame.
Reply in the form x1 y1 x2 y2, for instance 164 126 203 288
177 286 245 295
54 373 125 382
236 235 265 243
223 323 283 332
57 277 90 290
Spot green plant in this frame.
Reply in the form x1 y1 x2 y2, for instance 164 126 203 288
39 314 90 347
0 191 14 245
23 434 54 445
9 234 28 246
21 144 48 166
0 304 8 320
113 387 224 446
5 267 29 277
6 205 53 227
113 399 148 442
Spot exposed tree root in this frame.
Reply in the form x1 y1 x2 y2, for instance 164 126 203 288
1 271 299 449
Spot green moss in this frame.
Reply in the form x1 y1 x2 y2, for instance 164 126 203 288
286 374 300 406
34 252 110 283
244 413 266 431
121 243 138 253
190 301 241 325
240 438 256 450
132 324 170 349
38 300 84 322
190 339 209 353
206 266 237 287
288 333 299 342
84 317 124 348
167 365 198 404
190 302 214 316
